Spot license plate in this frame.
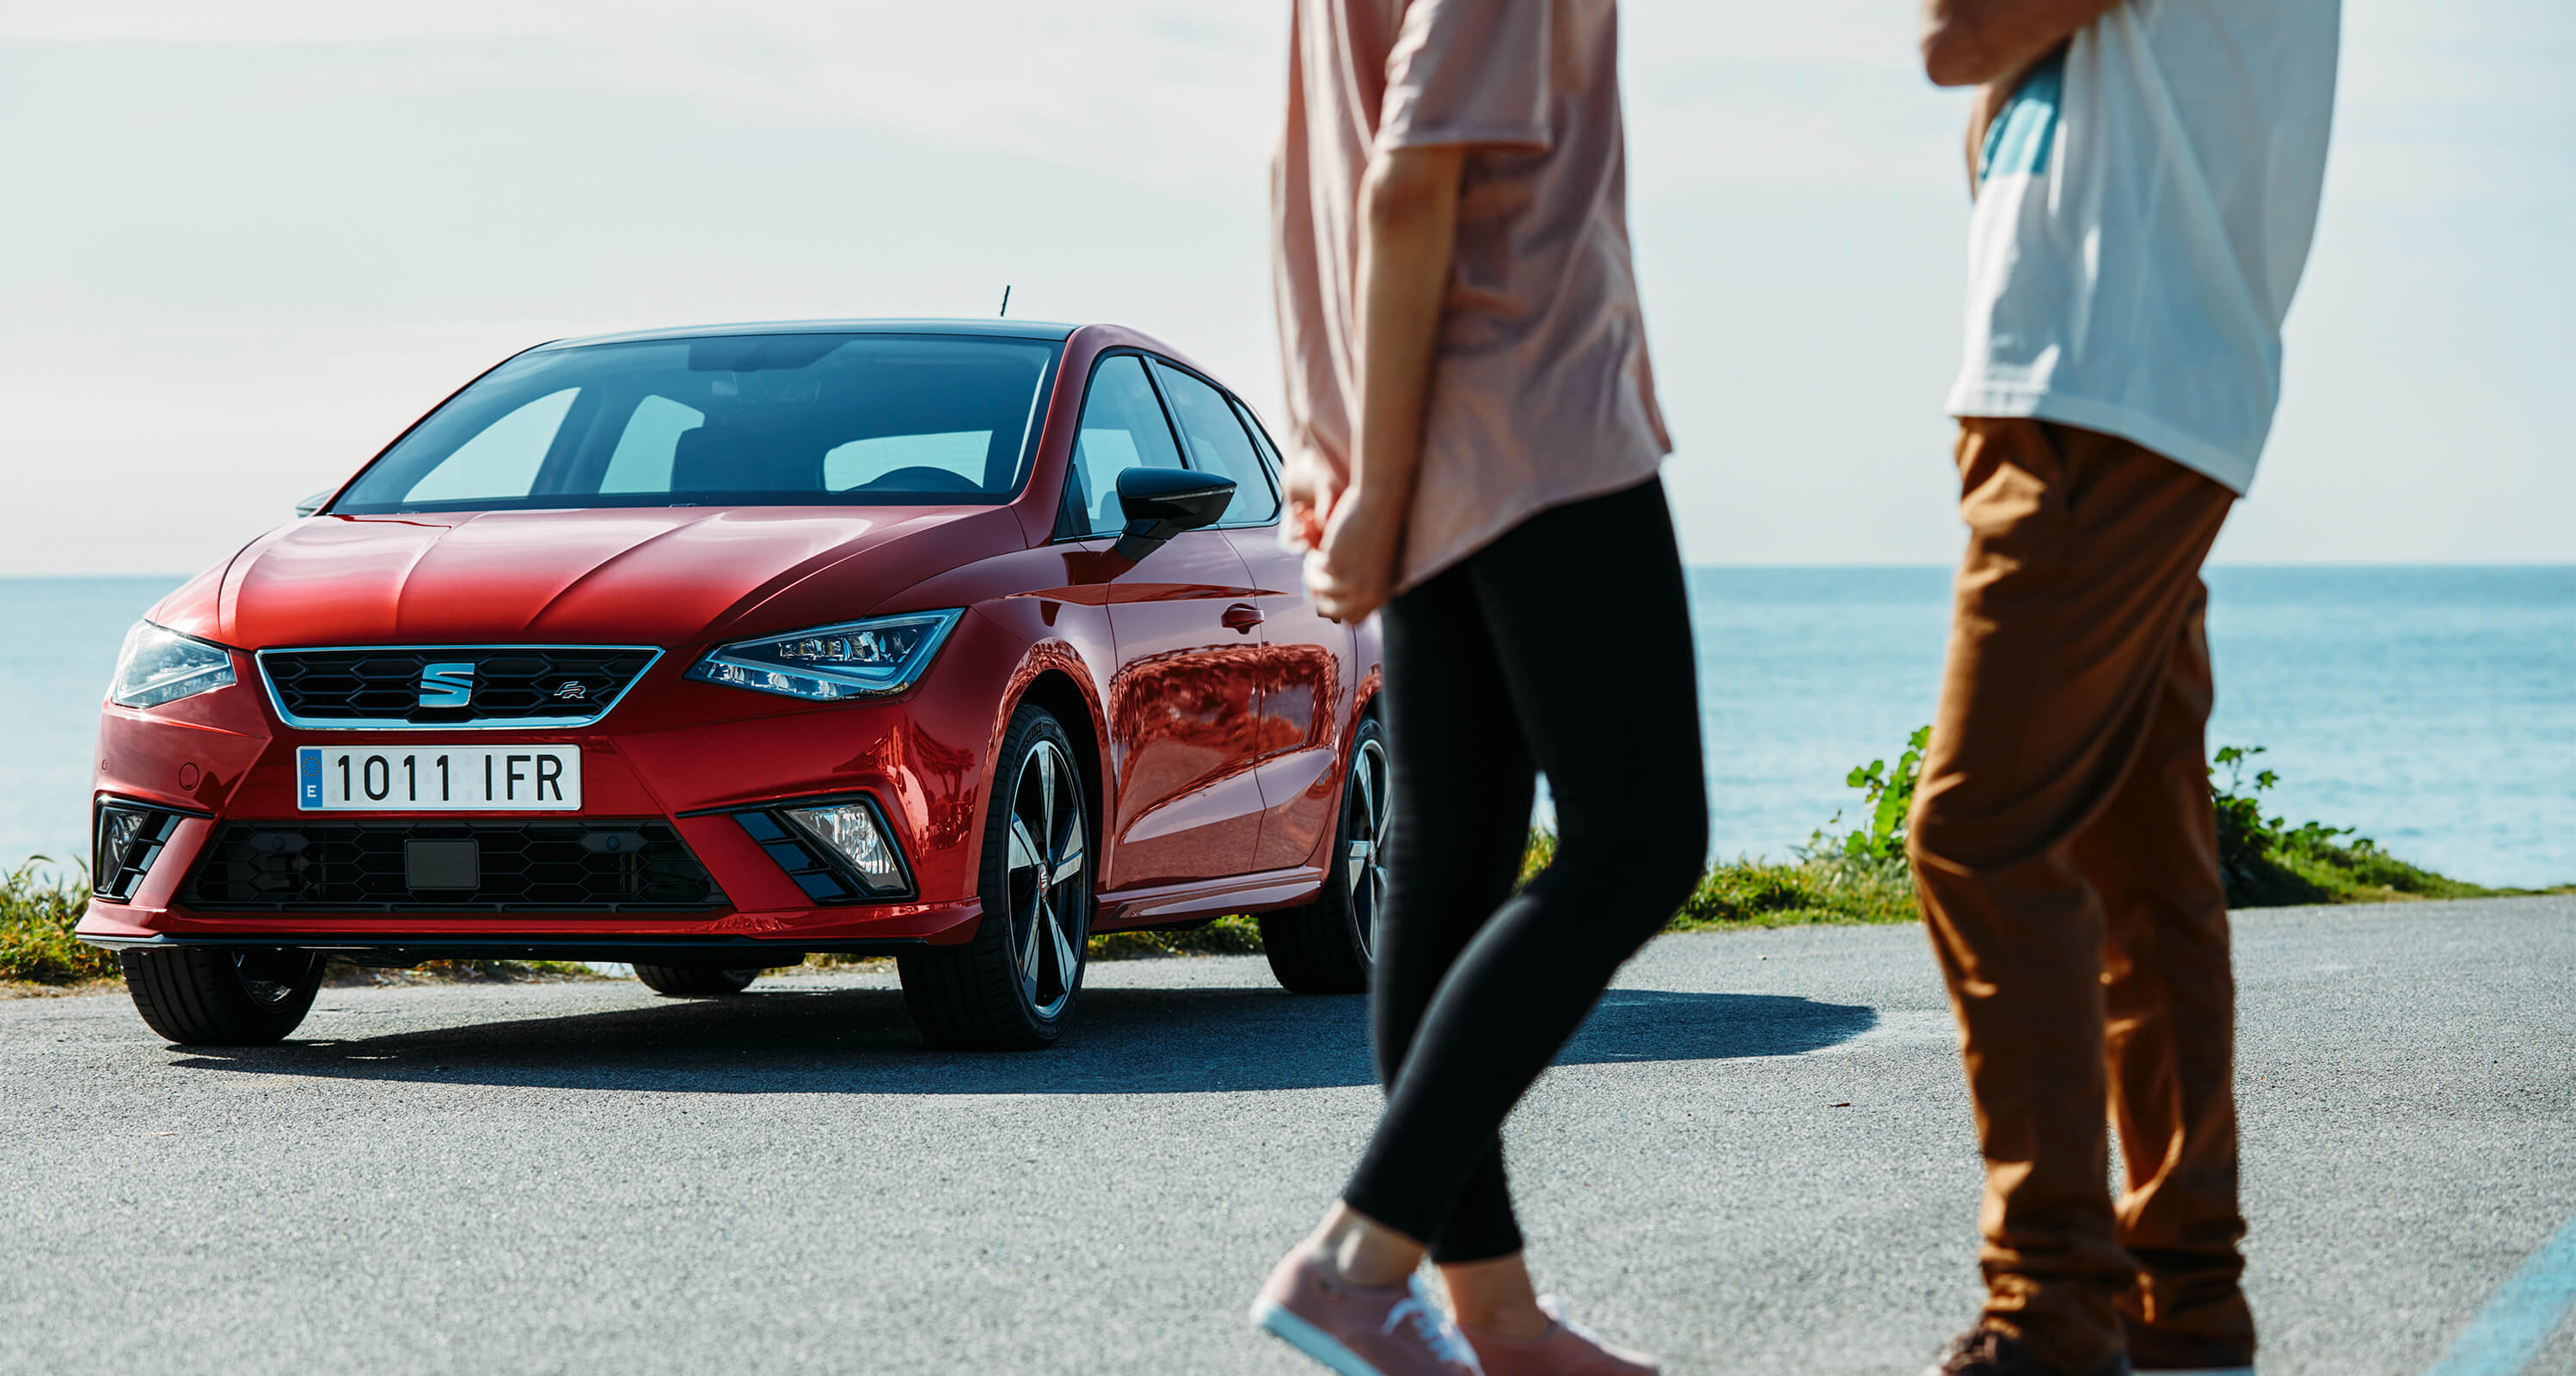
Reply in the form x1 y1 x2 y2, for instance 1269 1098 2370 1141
296 746 581 811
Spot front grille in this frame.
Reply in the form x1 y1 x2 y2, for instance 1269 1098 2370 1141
187 820 725 912
95 801 187 902
258 647 659 728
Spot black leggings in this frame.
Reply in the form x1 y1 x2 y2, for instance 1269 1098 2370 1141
1340 476 1708 1263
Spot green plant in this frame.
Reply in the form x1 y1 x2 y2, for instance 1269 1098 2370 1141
1815 725 1931 863
1 859 118 985
2205 745 2518 906
2211 745 2334 906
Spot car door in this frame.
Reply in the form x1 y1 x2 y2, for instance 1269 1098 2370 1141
1148 360 1356 875
1064 353 1267 892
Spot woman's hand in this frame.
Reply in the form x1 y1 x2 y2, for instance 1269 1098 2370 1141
1302 142 1462 620
1304 483 1403 623
1281 452 1341 553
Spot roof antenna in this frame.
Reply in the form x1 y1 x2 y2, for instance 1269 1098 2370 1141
997 285 1012 318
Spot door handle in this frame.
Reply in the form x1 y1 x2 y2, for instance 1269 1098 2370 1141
1222 604 1265 633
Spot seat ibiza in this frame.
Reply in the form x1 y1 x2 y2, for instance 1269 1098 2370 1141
80 320 1390 1049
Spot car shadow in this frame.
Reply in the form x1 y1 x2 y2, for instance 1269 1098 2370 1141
167 984 1878 1095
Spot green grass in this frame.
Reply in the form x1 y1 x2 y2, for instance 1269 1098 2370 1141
1529 828 1919 931
2224 830 2568 907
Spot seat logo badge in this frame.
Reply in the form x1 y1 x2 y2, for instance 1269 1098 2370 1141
552 681 588 701
419 662 475 709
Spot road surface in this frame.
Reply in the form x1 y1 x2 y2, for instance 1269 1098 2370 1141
3 896 2569 1374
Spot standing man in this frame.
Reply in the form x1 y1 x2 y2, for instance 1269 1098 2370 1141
1908 3 2339 1375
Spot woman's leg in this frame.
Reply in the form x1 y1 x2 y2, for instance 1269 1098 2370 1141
1371 559 1542 1266
1339 476 1708 1250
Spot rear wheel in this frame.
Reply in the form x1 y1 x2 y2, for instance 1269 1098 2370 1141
898 704 1092 1050
120 947 325 1046
1260 715 1389 994
632 964 759 997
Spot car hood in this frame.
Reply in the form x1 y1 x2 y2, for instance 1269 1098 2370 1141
159 505 1027 650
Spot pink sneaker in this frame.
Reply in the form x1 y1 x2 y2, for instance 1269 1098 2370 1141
1458 1299 1661 1376
1250 1249 1484 1376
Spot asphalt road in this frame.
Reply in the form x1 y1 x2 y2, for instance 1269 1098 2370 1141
3 896 2570 1375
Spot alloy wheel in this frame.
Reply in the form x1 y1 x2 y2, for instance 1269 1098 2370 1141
1342 735 1390 960
235 950 314 1006
1003 740 1087 1019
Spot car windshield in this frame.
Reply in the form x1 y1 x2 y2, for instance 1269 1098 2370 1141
333 333 1060 513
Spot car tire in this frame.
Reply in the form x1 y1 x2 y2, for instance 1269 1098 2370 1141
1260 713 1389 995
632 964 760 997
119 947 325 1046
898 703 1093 1051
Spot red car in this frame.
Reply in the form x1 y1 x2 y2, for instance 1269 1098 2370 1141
80 320 1390 1049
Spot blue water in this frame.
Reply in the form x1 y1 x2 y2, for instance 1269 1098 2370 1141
3 568 2569 888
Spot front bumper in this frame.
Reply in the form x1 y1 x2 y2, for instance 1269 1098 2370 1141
76 622 1024 959
76 929 946 965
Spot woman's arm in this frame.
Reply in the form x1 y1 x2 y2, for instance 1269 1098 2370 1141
1302 144 1465 624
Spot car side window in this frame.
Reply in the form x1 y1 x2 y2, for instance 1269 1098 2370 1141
1230 397 1288 486
1065 354 1186 538
1150 360 1281 526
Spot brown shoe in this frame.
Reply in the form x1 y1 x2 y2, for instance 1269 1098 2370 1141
1923 1325 2131 1376
1459 1297 1659 1375
2121 1315 2254 1375
1250 1248 1484 1376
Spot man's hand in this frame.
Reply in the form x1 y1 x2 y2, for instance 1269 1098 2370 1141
1303 481 1404 623
1919 0 2119 87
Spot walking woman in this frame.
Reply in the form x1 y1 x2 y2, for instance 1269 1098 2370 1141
1250 3 1705 1373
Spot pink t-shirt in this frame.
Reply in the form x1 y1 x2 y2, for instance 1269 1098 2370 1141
1273 0 1671 593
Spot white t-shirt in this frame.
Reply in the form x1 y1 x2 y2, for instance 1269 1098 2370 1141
1946 0 2340 494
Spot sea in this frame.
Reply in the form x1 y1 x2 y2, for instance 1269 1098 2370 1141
3 568 2569 889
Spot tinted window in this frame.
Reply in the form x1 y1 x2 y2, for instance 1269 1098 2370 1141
1065 354 1185 537
1151 361 1279 525
599 395 702 494
334 334 1059 513
824 431 992 491
1231 397 1287 479
402 389 576 504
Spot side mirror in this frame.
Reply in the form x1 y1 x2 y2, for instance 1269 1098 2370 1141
293 489 334 518
1111 468 1236 562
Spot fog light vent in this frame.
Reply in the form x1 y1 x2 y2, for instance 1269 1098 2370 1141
733 796 912 903
94 802 184 902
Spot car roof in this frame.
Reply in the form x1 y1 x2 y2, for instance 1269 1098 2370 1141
536 318 1082 350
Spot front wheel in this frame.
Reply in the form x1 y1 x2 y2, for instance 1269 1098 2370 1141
1260 714 1389 994
633 964 759 997
898 704 1093 1050
120 947 325 1045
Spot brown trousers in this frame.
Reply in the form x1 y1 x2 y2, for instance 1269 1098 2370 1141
1907 418 2251 1372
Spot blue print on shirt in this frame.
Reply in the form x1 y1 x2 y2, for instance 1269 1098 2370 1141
1978 49 2065 185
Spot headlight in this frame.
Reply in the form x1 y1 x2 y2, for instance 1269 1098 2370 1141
685 611 964 702
110 621 237 709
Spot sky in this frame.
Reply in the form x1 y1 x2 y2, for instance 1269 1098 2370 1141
1 0 2567 576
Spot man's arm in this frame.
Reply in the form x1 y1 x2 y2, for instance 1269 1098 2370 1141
1301 144 1463 624
1919 0 2120 87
